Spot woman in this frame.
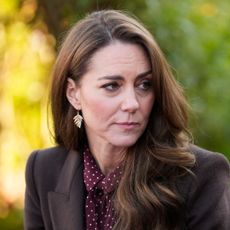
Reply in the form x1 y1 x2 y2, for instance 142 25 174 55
24 10 230 230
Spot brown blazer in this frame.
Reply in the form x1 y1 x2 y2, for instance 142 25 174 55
24 145 230 230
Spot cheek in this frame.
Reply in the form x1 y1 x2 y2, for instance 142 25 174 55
81 94 117 123
141 95 155 117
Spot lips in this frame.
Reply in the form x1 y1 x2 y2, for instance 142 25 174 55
115 122 139 130
117 122 139 125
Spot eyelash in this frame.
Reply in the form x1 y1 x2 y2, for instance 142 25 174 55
138 80 153 91
101 80 153 92
101 82 120 91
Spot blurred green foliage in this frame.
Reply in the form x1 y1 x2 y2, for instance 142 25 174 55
0 0 229 228
141 0 230 155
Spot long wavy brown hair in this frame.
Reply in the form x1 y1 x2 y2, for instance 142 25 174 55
50 10 195 230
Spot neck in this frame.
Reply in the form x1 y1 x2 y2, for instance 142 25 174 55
88 142 126 175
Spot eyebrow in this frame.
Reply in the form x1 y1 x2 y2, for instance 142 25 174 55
98 70 152 81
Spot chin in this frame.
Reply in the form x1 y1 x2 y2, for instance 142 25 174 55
110 136 140 148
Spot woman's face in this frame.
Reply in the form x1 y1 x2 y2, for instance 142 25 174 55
67 41 154 148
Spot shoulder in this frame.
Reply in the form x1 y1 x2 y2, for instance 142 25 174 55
177 144 230 202
25 146 69 193
26 146 68 170
26 146 68 177
182 147 230 229
189 144 230 178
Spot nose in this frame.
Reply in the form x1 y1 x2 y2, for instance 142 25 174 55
120 88 140 112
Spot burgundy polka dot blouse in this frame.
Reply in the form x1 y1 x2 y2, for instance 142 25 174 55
83 148 122 230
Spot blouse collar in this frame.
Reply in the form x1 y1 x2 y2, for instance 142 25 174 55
83 148 123 194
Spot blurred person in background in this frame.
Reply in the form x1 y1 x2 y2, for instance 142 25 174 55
24 10 230 230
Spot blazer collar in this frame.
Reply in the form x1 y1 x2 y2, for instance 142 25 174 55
48 149 86 230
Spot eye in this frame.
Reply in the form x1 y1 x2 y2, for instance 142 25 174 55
101 82 120 92
137 79 153 91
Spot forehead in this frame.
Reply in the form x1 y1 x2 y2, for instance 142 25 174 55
87 41 150 75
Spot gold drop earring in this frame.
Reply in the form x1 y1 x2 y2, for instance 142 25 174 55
73 110 83 128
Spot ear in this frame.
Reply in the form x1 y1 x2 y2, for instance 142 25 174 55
66 78 81 110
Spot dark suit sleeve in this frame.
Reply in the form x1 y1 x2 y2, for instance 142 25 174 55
186 151 230 230
24 151 45 230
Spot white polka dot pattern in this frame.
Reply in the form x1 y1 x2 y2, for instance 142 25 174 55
83 149 122 230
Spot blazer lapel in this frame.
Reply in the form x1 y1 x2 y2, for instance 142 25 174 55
48 149 86 230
